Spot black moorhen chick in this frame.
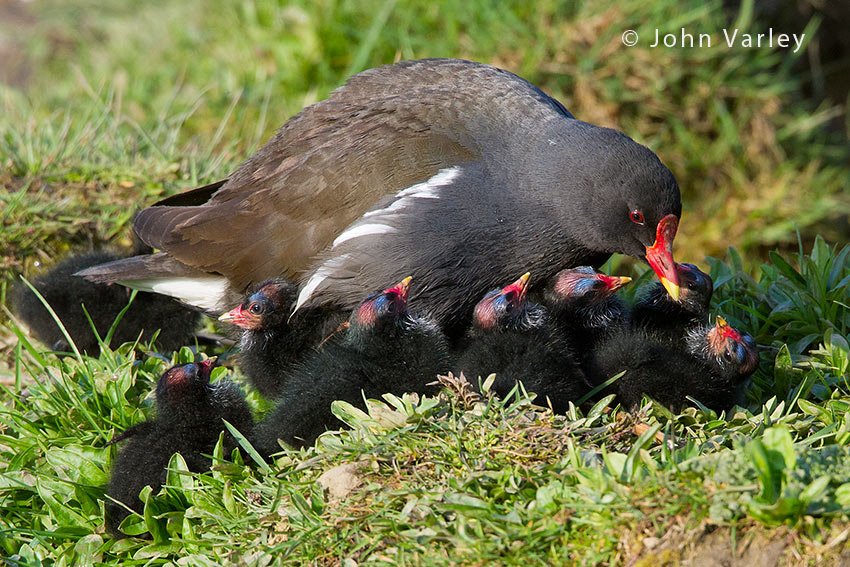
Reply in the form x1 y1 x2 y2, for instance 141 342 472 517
12 251 200 356
254 276 452 451
630 262 713 341
456 272 588 412
590 317 759 412
78 58 683 337
543 266 633 367
105 360 253 537
217 278 348 398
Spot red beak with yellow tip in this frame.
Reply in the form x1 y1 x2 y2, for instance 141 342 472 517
504 272 531 301
645 214 680 301
597 274 633 293
218 304 256 329
715 316 742 341
217 305 241 324
385 276 413 300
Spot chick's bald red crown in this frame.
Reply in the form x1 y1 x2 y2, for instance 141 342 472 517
472 272 532 329
355 276 413 328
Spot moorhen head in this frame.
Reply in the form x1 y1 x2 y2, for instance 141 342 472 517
344 276 418 351
153 359 217 412
218 278 294 331
690 316 760 380
351 276 411 331
545 266 632 330
77 59 683 336
471 272 542 331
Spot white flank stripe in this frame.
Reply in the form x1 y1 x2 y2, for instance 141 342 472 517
298 167 461 312
362 197 410 217
397 167 459 197
332 223 396 248
363 166 459 218
294 254 352 312
119 276 230 312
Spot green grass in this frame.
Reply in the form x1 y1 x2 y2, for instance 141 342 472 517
2 0 850 564
1 0 848 276
0 240 848 565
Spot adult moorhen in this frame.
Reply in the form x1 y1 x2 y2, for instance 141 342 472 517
78 59 683 337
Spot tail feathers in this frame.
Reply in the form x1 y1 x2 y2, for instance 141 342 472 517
75 252 204 283
75 253 237 313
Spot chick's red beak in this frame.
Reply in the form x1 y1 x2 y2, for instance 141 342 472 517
385 276 412 301
597 274 633 293
645 214 680 301
197 358 217 382
503 272 531 301
714 316 742 341
218 304 255 329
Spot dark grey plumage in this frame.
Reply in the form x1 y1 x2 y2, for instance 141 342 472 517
543 267 632 374
105 361 252 537
456 273 589 412
630 262 713 341
254 278 452 451
12 251 199 356
589 318 759 412
77 58 683 337
218 279 347 398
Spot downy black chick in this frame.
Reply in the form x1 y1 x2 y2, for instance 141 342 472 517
456 272 588 412
218 278 347 397
543 266 633 370
590 316 759 412
105 360 253 537
12 251 199 356
254 277 452 451
630 262 713 341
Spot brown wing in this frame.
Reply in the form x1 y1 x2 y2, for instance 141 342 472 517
133 59 571 291
150 179 228 207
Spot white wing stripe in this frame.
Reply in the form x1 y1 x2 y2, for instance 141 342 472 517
332 223 396 248
296 166 462 311
294 254 353 312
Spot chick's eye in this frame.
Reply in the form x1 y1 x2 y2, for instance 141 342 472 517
380 293 397 313
629 209 645 224
248 303 262 314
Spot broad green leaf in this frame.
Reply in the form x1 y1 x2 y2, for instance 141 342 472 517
762 425 796 469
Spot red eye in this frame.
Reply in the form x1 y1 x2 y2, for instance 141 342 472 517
629 210 645 224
